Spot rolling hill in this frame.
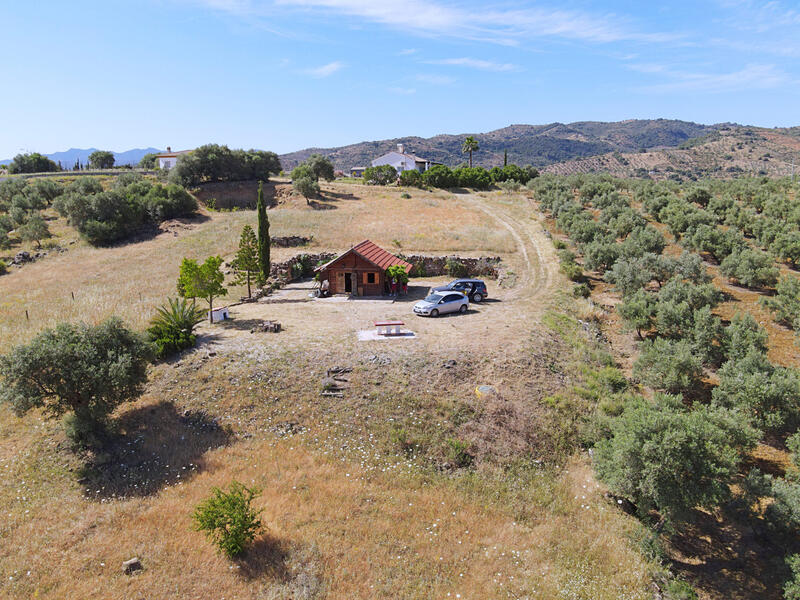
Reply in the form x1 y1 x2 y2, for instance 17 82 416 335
279 119 727 172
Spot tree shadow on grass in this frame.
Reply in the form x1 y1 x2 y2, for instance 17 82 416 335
79 400 232 500
235 535 292 581
308 198 337 210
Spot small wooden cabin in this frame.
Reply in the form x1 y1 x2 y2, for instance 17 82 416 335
315 240 412 296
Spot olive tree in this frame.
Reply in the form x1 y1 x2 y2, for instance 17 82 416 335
633 338 703 394
0 318 150 446
594 395 756 526
89 150 115 169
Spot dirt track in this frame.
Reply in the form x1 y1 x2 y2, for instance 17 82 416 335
197 191 561 361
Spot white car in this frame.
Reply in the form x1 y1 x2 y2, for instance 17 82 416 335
413 291 469 317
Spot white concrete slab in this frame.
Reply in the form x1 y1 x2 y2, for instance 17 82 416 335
357 329 417 341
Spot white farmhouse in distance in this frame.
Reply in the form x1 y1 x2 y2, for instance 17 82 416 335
155 147 191 170
369 144 440 174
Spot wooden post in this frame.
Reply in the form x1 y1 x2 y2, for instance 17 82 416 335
25 310 29 321
71 291 75 301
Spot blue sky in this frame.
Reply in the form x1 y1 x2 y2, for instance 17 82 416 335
2 0 799 158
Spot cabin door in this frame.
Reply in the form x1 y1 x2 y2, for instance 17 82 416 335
344 272 353 293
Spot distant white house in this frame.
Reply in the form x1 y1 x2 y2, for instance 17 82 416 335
370 144 439 174
155 147 191 170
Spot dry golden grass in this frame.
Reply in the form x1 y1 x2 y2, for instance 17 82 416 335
0 182 513 349
0 402 651 600
0 184 657 599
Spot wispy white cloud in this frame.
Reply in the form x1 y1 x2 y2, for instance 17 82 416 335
426 57 517 72
635 63 791 93
388 86 416 95
304 61 344 77
398 48 418 55
416 73 456 85
188 0 677 46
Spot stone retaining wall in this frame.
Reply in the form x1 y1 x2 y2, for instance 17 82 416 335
400 255 502 278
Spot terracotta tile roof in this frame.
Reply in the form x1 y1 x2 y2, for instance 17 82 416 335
353 240 412 272
316 240 412 273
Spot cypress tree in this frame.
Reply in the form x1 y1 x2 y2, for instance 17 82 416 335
503 149 508 167
256 181 270 285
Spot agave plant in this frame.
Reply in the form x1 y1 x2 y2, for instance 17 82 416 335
147 297 206 359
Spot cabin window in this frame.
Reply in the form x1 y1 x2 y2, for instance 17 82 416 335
366 272 376 284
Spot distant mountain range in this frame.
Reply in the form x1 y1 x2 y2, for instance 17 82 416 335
0 148 161 168
278 119 733 171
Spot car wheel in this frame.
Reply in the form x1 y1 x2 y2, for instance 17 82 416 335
472 293 483 303
430 309 439 317
459 304 467 313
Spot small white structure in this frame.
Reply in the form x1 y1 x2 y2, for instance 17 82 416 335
370 144 439 174
209 306 230 323
155 146 192 170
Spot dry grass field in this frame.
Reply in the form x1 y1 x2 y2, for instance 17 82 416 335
0 182 659 599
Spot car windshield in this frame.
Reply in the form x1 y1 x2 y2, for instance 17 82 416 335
447 280 462 288
424 294 443 303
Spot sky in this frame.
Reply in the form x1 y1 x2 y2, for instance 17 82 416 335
1 0 799 158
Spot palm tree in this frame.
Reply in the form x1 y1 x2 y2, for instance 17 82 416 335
462 136 479 168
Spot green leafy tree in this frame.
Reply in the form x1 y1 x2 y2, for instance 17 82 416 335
582 239 621 274
618 289 656 338
88 150 115 169
362 165 398 186
720 248 779 288
454 167 491 190
0 318 150 446
724 312 769 363
232 224 259 297
17 211 51 248
633 338 703 394
31 179 63 206
147 297 206 359
712 350 800 433
761 275 800 329
8 152 59 174
138 152 160 169
594 395 756 526
604 257 653 297
193 481 263 558
178 256 229 323
256 183 270 285
170 144 281 186
462 136 479 168
386 264 409 285
772 231 800 268
692 306 726 366
304 153 335 181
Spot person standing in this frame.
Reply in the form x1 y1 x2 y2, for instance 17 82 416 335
391 277 398 296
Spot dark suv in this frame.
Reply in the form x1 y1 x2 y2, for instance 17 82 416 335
430 279 488 302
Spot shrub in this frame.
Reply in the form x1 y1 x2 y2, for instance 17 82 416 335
193 481 263 558
398 169 423 187
496 180 522 193
445 258 468 278
0 318 150 447
363 165 398 186
446 438 474 468
454 167 491 190
0 259 6 274
720 248 779 288
386 264 410 284
147 297 206 359
573 282 591 298
561 261 583 281
422 164 456 188
594 395 756 525
633 338 703 394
